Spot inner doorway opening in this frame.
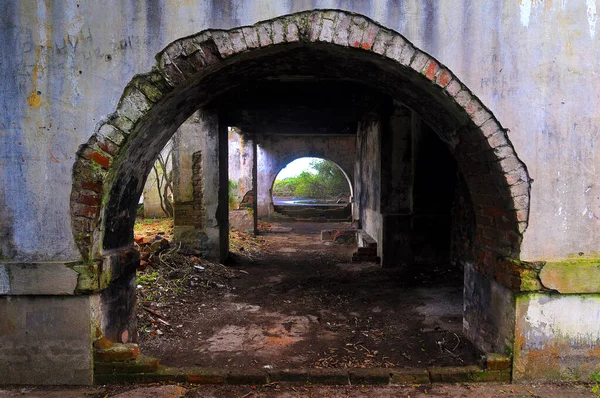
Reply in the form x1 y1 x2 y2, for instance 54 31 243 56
271 157 352 221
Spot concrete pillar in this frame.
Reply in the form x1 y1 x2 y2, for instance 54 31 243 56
142 170 164 218
172 108 226 260
379 104 414 267
256 143 274 218
228 129 257 234
218 121 229 263
0 293 100 385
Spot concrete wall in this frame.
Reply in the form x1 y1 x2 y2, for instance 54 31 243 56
1 0 600 384
256 134 355 218
2 0 598 263
514 293 600 381
228 128 254 209
355 115 382 250
172 109 223 259
0 295 99 385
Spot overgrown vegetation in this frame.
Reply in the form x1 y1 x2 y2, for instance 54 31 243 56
151 144 173 217
228 179 240 210
592 371 600 397
273 159 350 199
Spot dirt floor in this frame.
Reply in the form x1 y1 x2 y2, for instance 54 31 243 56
136 219 478 371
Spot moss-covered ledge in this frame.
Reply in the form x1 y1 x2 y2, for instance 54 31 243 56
0 259 116 295
539 258 600 293
0 262 80 295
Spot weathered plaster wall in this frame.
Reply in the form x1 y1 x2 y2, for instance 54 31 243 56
0 294 99 385
256 134 355 218
463 262 516 356
0 0 599 385
355 115 382 249
172 109 222 259
228 128 254 208
1 1 598 262
514 293 600 381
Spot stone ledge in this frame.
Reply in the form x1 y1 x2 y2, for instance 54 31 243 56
539 258 600 293
0 262 79 295
94 365 510 385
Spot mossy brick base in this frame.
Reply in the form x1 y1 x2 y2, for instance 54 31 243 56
95 355 160 374
485 353 512 371
349 368 391 385
94 343 140 362
93 365 510 385
390 368 430 384
186 368 227 384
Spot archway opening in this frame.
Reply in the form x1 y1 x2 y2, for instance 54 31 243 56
71 10 530 375
271 157 352 220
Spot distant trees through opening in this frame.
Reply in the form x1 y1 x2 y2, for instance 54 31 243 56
273 157 351 205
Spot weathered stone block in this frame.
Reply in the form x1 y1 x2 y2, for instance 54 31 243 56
241 27 259 49
97 123 126 146
472 107 493 126
319 15 335 42
423 59 439 81
228 29 247 53
445 79 462 96
514 293 600 381
94 343 140 362
307 11 323 42
384 34 407 61
389 368 430 384
409 51 429 73
256 22 273 47
348 368 390 385
372 29 394 55
454 90 473 108
285 18 300 42
211 30 234 58
539 259 600 293
485 353 512 371
428 365 483 382
332 12 352 46
186 368 226 384
271 19 286 44
0 295 97 385
0 262 78 295
435 68 452 88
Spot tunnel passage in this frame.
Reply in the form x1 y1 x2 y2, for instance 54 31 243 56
70 10 530 355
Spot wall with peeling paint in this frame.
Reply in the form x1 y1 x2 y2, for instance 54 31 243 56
0 0 599 385
1 0 598 262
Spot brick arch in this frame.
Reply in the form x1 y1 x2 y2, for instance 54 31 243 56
71 9 530 292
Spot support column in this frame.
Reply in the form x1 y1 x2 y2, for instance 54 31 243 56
172 108 224 260
252 139 259 234
227 128 257 235
380 104 414 268
218 120 229 263
256 143 273 218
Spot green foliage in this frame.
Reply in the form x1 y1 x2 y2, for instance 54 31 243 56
228 179 240 209
136 271 159 285
272 159 350 199
592 371 600 396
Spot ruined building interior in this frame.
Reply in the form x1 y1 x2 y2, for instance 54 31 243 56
1 2 599 387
